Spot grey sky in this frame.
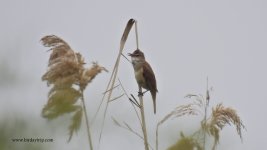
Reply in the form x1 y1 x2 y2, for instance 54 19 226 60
0 0 266 149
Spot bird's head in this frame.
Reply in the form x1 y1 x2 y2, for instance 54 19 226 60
128 49 145 62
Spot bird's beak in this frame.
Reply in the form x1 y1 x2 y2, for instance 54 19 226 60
128 53 133 56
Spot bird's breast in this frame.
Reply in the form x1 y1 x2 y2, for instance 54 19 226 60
134 67 147 89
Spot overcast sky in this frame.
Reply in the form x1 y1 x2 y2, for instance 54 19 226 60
0 0 267 150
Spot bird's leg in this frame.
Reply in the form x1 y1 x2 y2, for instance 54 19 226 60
138 85 143 97
138 90 149 97
138 91 143 97
142 90 149 94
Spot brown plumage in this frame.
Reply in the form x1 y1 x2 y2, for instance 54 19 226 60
128 49 158 114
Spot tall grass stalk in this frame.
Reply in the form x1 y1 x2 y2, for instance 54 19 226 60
138 86 149 150
81 91 94 150
202 77 209 149
134 21 149 150
108 19 150 150
118 79 142 124
94 19 136 149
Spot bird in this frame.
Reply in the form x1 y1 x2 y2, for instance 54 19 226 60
128 49 158 114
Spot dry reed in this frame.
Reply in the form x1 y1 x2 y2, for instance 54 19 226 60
92 19 136 150
41 35 107 150
161 81 245 150
203 103 245 150
93 19 152 150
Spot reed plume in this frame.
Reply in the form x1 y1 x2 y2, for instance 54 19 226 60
41 35 107 150
203 103 245 150
163 81 245 150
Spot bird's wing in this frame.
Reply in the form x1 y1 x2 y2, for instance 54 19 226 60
143 61 158 92
143 61 158 114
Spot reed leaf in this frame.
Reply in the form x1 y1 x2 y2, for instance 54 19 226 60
68 107 83 142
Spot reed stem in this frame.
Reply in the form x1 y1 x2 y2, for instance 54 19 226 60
139 87 150 150
81 92 94 150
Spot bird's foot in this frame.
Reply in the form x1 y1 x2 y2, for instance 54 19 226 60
138 91 143 97
138 90 149 97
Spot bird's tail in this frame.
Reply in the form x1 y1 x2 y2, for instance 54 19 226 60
151 91 156 114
